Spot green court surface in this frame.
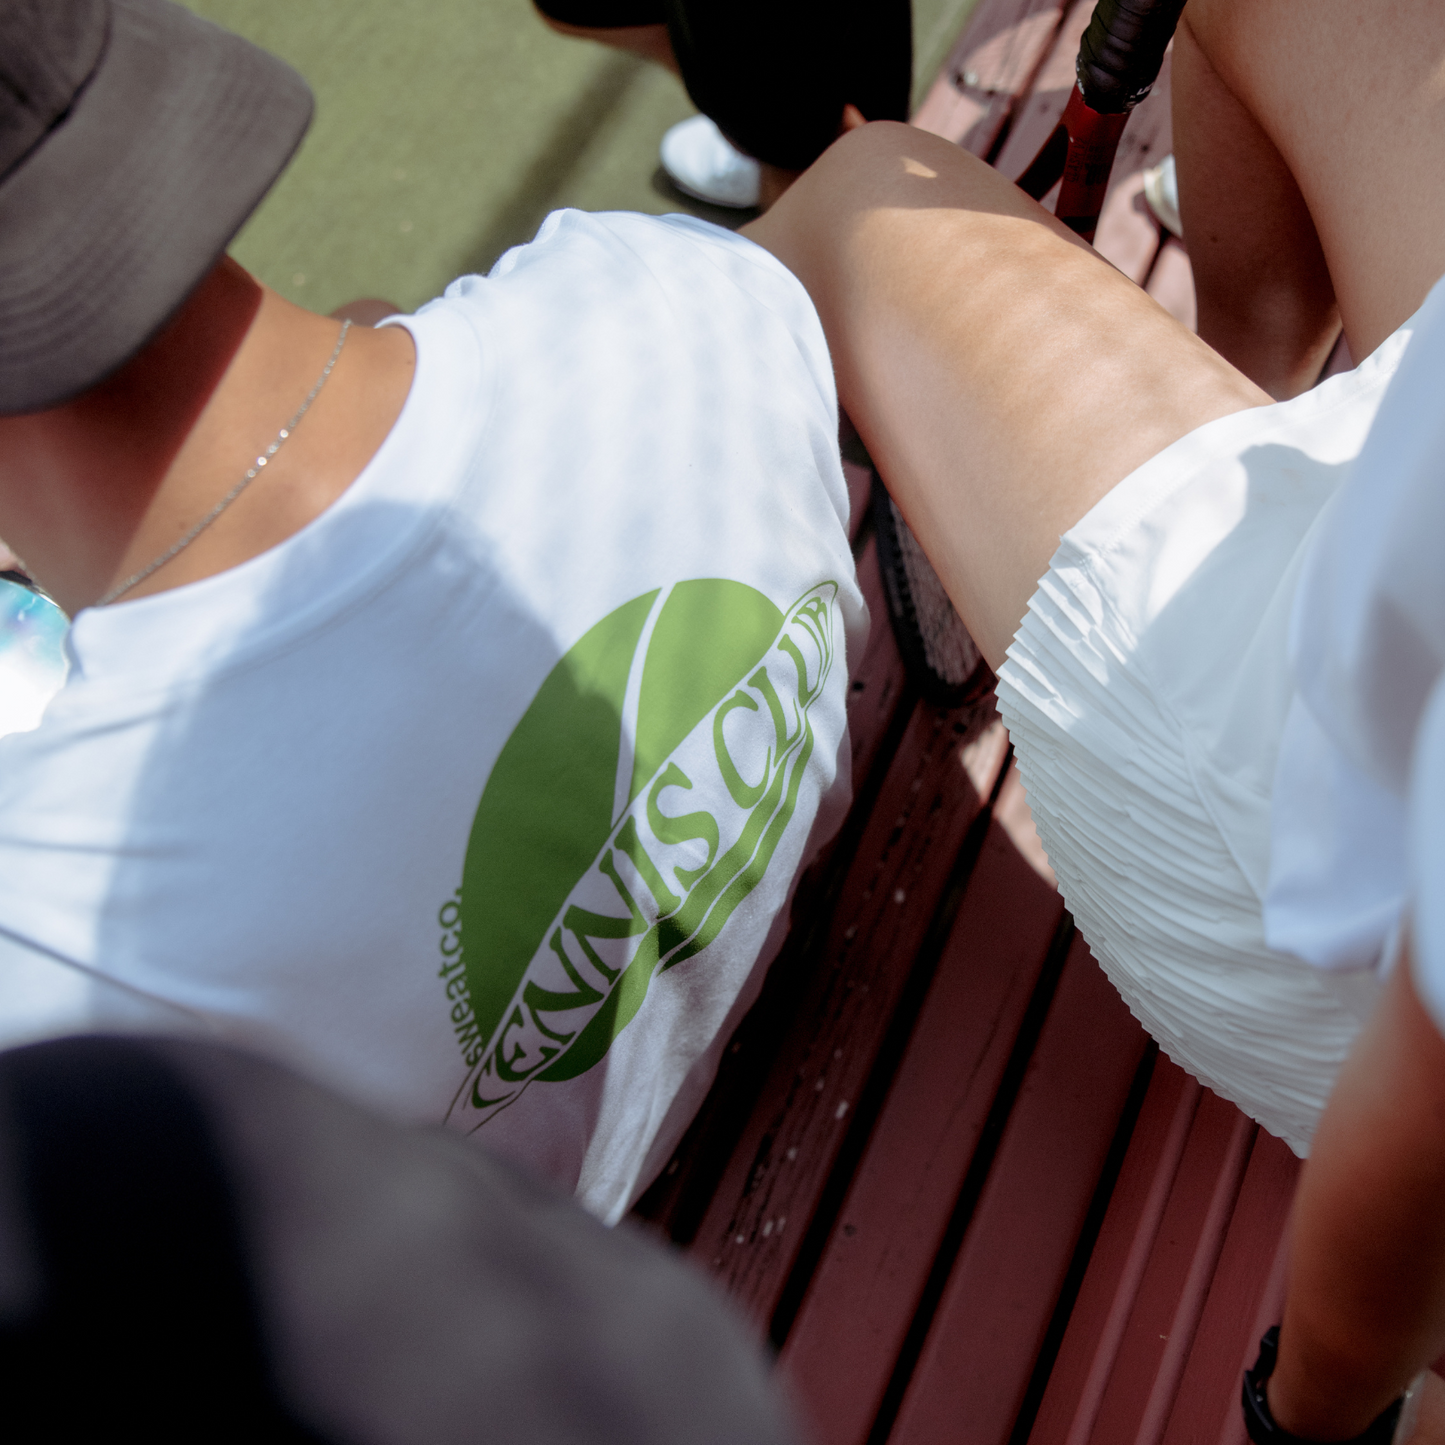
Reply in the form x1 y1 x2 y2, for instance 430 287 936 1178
181 0 978 316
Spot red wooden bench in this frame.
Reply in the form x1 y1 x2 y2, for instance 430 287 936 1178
632 5 1303 1442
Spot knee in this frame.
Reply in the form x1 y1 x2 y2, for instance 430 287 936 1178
801 119 994 210
806 120 940 190
758 122 910 241
750 120 982 284
829 118 919 160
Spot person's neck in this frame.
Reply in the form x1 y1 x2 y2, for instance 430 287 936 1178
0 257 415 616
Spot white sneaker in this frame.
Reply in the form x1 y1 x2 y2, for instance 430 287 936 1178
660 115 761 209
1142 154 1183 238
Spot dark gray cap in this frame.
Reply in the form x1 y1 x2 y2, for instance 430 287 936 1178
0 0 313 414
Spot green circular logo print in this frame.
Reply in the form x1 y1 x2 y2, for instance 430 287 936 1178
439 578 840 1129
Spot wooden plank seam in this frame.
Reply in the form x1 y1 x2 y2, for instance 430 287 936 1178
1214 1229 1291 1445
913 0 1072 161
768 781 1011 1348
860 913 1082 1445
778 815 1068 1445
1155 1129 1300 1445
1131 1111 1256 1444
886 934 1151 1445
1003 1044 1174 1445
1058 1073 1204 1445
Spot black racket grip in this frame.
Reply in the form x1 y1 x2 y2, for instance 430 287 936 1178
1075 0 1187 113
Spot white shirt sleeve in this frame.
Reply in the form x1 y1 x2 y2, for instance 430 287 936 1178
1411 675 1445 1033
0 928 196 1053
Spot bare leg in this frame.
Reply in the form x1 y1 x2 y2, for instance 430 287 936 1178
1173 16 1339 399
1180 0 1445 385
747 122 1267 669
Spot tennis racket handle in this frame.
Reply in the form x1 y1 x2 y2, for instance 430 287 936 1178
1076 0 1187 114
1053 86 1129 241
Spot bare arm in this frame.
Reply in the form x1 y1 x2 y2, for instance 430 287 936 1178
1269 945 1445 1441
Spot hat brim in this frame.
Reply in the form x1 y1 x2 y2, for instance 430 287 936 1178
0 0 313 414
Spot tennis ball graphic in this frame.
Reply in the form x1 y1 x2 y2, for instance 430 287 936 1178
450 578 838 1126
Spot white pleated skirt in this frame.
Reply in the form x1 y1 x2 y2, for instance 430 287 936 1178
995 325 1412 1155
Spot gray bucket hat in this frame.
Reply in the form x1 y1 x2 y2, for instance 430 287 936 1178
0 0 312 415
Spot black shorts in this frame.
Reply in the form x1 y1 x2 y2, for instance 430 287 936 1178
532 0 912 172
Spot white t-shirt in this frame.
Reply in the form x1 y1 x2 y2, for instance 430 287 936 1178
1265 275 1445 1030
0 210 865 1222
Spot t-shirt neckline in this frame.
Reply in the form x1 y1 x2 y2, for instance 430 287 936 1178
62 301 493 696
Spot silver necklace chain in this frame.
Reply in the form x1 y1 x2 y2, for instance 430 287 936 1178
95 319 353 608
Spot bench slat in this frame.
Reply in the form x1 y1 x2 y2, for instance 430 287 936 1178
843 457 873 542
1028 1066 1299 1445
913 0 1072 156
1085 1089 1256 1441
989 0 1093 178
887 933 1150 1445
1027 1057 1202 1443
687 703 1010 1327
1158 1131 1298 1445
779 817 1068 1445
